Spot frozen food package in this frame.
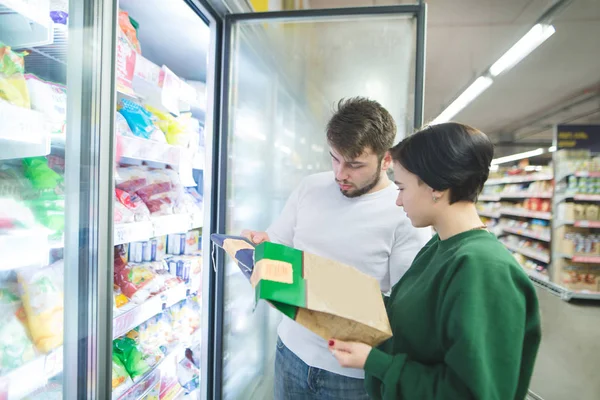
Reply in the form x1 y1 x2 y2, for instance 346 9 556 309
118 10 142 54
116 165 148 194
17 260 65 353
0 282 37 374
115 188 151 222
25 74 67 136
114 261 160 304
177 346 200 393
112 354 134 395
0 198 37 231
113 336 152 381
119 98 161 140
145 105 191 146
22 157 65 238
0 43 30 108
114 192 136 224
135 169 175 215
115 111 136 138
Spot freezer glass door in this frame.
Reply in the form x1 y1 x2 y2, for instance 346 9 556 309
0 0 117 398
217 5 424 399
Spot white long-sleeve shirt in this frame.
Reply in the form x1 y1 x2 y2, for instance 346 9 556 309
267 171 431 378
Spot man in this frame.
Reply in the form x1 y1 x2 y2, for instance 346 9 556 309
242 97 431 400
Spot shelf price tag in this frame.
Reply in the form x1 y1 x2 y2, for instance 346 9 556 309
115 224 128 245
113 312 136 339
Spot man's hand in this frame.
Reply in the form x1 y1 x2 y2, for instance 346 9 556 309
328 339 372 369
241 230 270 245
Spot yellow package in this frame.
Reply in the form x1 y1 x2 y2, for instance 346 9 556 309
17 261 64 353
0 43 31 108
145 105 191 146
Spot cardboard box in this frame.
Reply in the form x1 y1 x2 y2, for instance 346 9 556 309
212 234 392 346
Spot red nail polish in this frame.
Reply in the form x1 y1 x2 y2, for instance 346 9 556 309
328 340 335 347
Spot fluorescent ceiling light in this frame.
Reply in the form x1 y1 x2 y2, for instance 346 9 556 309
548 145 557 152
491 148 545 165
490 24 556 77
431 77 493 125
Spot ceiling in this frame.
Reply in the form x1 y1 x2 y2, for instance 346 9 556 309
299 0 600 157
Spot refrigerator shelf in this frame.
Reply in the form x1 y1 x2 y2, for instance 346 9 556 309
118 135 184 167
114 214 203 245
113 341 189 400
0 228 50 271
485 174 553 186
0 101 51 160
114 363 162 400
113 284 189 339
0 346 62 400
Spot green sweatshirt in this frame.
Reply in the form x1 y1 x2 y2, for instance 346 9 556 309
364 230 541 400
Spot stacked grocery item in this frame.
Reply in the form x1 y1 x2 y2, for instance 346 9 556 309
0 260 64 375
114 8 204 166
1 43 67 134
512 253 548 278
113 231 202 316
0 157 65 240
112 296 201 398
481 180 553 196
502 235 550 257
560 233 600 258
114 165 203 225
556 202 600 223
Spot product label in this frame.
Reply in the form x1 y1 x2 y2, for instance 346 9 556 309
116 29 136 96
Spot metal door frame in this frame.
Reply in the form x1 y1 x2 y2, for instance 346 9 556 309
212 4 426 400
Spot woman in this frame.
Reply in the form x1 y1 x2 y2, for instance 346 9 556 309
329 122 542 399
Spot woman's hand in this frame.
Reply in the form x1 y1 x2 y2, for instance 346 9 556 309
328 339 372 369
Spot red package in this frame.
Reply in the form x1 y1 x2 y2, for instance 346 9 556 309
113 248 158 303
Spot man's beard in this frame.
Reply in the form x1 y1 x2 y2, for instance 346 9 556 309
339 167 382 198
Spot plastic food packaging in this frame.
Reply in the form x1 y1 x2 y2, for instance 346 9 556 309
145 105 191 146
25 74 67 136
113 336 152 381
115 111 136 138
177 345 201 393
115 188 151 222
17 261 64 353
22 157 65 237
0 282 37 374
120 98 165 142
0 43 30 108
136 169 178 215
112 354 133 392
118 10 142 54
114 247 159 303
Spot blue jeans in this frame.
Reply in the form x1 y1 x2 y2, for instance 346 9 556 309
274 337 369 400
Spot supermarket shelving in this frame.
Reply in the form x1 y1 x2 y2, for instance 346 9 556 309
478 210 501 219
485 174 553 186
0 228 50 270
113 284 189 339
479 192 553 201
500 208 552 220
572 220 600 228
114 213 203 246
502 241 551 264
478 195 501 202
1 346 63 400
0 0 53 49
114 362 162 400
502 226 551 242
559 254 600 264
527 271 600 301
0 101 52 160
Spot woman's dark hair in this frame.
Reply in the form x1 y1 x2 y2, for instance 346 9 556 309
390 122 494 204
